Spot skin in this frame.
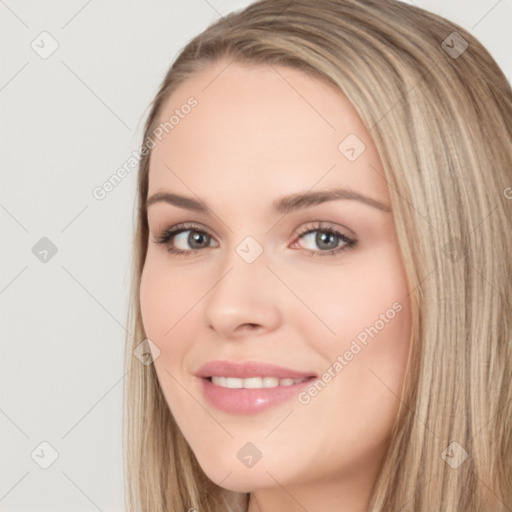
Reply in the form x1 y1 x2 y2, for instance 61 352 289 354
139 58 412 512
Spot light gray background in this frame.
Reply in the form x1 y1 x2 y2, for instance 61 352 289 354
1 1 510 510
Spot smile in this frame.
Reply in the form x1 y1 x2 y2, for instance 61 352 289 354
209 376 309 389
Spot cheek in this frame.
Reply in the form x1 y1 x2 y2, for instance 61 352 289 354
139 260 199 418
279 248 411 354
139 255 199 343
139 261 167 342
289 247 412 415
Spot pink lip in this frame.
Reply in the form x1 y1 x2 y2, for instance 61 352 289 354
195 360 317 415
195 360 317 379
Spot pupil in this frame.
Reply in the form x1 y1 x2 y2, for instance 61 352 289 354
189 231 208 248
317 232 338 250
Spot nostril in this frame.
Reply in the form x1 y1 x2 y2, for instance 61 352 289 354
238 323 260 332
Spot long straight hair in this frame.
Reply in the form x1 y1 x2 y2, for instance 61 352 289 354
123 1 512 510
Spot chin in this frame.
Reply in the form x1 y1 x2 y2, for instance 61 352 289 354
195 456 280 493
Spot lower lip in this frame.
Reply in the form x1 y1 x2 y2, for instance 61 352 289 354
199 377 315 415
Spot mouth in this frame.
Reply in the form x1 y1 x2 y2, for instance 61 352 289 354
196 360 317 415
196 359 317 380
205 375 315 389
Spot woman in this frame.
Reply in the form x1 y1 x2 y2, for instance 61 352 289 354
123 0 512 510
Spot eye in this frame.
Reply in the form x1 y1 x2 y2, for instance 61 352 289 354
153 222 218 256
291 222 357 256
152 221 357 258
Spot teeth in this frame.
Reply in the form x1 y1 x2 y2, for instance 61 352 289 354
210 376 307 389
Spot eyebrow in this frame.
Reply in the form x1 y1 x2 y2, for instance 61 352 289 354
145 188 391 214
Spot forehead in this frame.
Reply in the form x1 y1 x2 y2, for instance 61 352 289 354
148 59 389 209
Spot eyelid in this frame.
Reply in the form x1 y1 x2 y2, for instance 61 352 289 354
291 220 355 242
152 221 218 242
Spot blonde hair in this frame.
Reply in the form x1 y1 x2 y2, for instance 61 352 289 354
123 1 512 510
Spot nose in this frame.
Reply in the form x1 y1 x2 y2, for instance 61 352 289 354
203 251 281 340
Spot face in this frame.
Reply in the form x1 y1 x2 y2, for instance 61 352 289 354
139 59 412 508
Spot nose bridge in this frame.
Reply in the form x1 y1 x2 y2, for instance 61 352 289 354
216 233 269 290
202 234 281 337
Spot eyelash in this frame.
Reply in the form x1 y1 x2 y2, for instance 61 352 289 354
153 221 357 258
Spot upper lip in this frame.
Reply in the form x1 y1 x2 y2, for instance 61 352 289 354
196 360 317 379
